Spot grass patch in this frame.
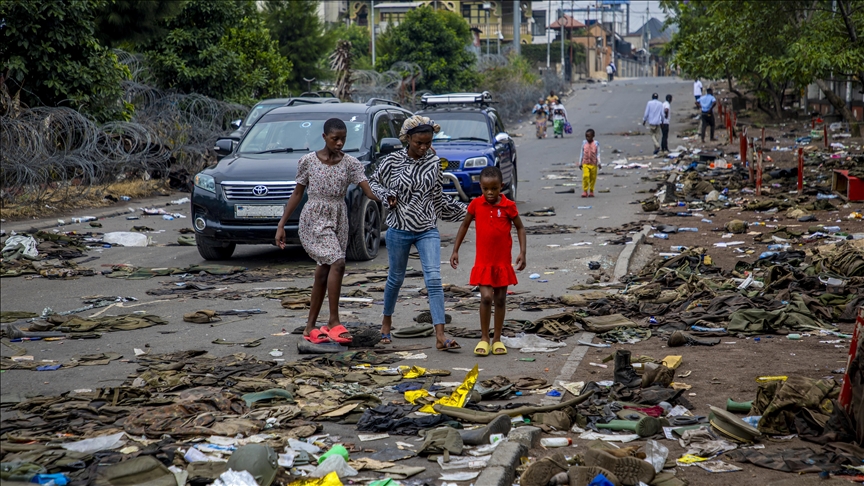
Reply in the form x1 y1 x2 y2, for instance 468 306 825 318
1 179 170 221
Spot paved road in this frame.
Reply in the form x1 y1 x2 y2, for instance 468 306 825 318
1 77 692 397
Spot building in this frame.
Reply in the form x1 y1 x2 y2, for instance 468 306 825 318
623 17 674 51
345 1 533 46
317 0 349 24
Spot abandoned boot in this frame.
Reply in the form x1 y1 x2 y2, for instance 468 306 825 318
613 350 642 388
584 449 654 486
568 466 621 486
668 330 720 347
458 414 511 446
642 363 673 388
520 451 569 486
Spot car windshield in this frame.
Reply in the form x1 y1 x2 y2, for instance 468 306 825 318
238 114 366 154
243 103 285 127
431 113 490 143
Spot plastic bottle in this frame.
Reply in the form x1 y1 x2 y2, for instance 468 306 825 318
701 218 713 223
759 251 778 259
675 212 692 217
766 244 790 251
652 233 669 239
679 227 698 232
816 193 838 199
540 437 572 448
670 246 688 251
677 201 686 207
823 226 841 232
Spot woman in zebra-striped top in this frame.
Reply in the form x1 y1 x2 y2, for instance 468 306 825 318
369 115 467 351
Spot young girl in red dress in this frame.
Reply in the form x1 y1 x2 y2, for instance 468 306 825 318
450 166 527 356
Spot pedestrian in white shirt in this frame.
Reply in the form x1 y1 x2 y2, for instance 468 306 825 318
642 93 665 155
661 95 672 154
693 79 703 102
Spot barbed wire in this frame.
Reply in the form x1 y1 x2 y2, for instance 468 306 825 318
1 53 248 206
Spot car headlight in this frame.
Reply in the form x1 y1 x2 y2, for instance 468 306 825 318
194 173 216 193
464 157 488 168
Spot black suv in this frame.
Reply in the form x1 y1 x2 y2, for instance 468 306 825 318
193 100 412 261
227 93 341 141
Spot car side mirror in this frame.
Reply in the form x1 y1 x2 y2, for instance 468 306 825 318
214 138 234 155
378 138 403 156
495 132 511 144
230 119 242 130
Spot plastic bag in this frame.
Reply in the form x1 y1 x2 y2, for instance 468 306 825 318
61 432 125 453
2 235 38 258
289 472 343 486
644 439 669 473
288 438 321 454
501 333 567 350
103 232 150 247
212 469 258 486
309 455 358 478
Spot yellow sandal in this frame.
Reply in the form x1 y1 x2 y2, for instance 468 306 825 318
474 341 490 356
492 342 508 355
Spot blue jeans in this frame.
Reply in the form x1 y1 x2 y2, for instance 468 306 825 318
383 228 446 325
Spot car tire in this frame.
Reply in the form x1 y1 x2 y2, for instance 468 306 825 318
196 235 236 260
507 164 518 202
346 196 381 261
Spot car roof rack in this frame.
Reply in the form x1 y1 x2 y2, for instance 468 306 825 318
420 91 493 108
300 91 337 98
365 98 402 108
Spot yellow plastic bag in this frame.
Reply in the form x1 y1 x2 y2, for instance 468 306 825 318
676 454 708 465
289 471 343 486
419 364 478 414
399 365 426 379
404 389 431 404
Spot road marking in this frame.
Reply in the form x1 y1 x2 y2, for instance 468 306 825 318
541 331 596 405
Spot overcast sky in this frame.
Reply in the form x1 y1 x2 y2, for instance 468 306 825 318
549 0 669 34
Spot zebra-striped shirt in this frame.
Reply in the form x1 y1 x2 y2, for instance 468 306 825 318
369 149 467 232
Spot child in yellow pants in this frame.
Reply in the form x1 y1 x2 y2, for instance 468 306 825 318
578 129 601 197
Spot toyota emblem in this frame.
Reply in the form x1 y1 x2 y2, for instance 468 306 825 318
252 185 268 196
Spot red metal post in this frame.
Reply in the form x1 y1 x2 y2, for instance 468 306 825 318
756 150 763 196
797 148 804 194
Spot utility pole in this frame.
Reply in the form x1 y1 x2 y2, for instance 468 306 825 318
546 0 551 69
485 3 490 56
371 0 376 67
513 0 521 54
560 5 564 78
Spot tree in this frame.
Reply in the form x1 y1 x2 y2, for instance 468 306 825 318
375 7 479 93
262 0 335 92
92 0 185 48
140 0 293 104
1 0 131 122
329 24 372 71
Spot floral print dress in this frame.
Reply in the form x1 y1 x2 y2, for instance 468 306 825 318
296 152 367 265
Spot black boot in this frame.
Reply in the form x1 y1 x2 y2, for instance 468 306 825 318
613 350 642 388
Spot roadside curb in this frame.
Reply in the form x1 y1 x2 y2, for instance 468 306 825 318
1 193 184 233
613 223 651 281
475 440 527 486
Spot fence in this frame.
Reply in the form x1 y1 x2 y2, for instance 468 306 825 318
617 58 656 78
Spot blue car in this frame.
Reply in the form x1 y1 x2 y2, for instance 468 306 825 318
416 92 517 201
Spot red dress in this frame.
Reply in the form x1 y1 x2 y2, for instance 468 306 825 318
468 195 519 287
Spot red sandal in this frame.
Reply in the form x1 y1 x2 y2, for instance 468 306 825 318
326 324 353 344
304 328 331 344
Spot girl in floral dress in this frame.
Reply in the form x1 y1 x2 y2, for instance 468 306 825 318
276 118 380 344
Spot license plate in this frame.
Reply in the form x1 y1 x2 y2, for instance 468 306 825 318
234 205 283 218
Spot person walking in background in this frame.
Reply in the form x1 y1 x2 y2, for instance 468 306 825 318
699 88 717 143
578 129 601 198
642 93 665 155
693 79 703 103
546 90 559 107
606 63 614 82
551 102 568 139
661 94 672 154
532 98 548 139
450 166 526 357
